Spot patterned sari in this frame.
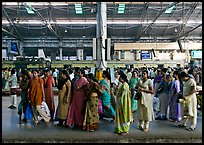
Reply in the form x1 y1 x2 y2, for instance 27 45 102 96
83 82 102 131
114 82 133 134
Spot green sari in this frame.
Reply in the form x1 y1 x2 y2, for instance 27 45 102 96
114 82 133 134
100 79 115 118
129 77 140 112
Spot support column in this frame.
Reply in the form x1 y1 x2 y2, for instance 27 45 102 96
51 51 56 61
96 2 107 81
59 48 63 60
96 2 107 80
19 41 23 56
77 49 83 60
96 2 107 70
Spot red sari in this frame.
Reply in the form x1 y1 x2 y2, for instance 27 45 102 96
44 76 55 120
66 77 89 128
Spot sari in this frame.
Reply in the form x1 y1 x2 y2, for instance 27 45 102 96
66 77 89 128
44 75 55 121
129 77 139 112
114 82 133 134
83 82 102 131
99 79 115 118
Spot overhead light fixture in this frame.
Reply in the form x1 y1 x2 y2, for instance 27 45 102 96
75 4 83 14
118 4 125 14
25 6 35 14
165 3 175 14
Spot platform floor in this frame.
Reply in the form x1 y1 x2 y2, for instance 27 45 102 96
2 96 202 143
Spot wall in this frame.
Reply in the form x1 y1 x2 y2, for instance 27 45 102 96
114 42 202 50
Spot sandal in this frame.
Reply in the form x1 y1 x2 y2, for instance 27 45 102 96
186 128 195 131
138 126 143 131
143 128 149 132
177 124 186 128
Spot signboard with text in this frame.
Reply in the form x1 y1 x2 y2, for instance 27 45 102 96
141 52 151 60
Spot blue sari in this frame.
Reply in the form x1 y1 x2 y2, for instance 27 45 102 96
100 79 115 118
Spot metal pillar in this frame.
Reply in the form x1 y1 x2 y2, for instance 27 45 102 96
19 41 23 56
59 48 62 60
96 2 107 80
51 51 56 61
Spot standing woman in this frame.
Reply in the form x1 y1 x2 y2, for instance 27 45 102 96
18 70 30 124
56 70 72 126
137 70 154 132
66 69 89 129
129 71 140 113
99 70 115 120
44 69 55 122
114 73 133 135
177 71 197 131
29 70 51 125
169 70 181 122
8 69 18 109
83 73 103 131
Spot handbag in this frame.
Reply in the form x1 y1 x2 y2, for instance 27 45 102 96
26 103 33 120
177 91 183 103
134 91 142 100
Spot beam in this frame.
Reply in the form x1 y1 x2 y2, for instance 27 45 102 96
2 28 20 40
135 2 149 39
175 24 202 40
48 3 62 41
23 3 61 40
135 2 179 41
2 6 23 40
175 2 198 40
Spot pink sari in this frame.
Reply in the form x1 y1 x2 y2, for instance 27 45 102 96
66 77 89 127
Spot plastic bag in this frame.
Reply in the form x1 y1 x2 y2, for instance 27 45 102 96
26 103 33 120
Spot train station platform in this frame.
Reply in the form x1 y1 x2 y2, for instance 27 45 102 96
2 96 202 143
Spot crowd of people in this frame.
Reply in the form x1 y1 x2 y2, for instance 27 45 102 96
3 64 201 135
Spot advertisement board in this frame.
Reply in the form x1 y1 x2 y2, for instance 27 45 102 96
191 50 202 59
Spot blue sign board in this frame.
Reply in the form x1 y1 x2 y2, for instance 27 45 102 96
141 52 151 59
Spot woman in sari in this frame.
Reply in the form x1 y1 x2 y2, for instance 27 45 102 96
169 70 181 122
114 73 133 135
99 70 115 121
56 69 72 126
129 71 140 113
83 73 103 131
66 69 89 129
43 69 55 122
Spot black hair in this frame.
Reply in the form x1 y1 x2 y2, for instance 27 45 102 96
61 69 70 79
80 69 85 76
143 70 149 77
87 73 98 82
74 67 80 73
11 69 15 75
173 70 179 76
180 71 189 78
161 68 168 73
103 70 111 80
120 73 128 83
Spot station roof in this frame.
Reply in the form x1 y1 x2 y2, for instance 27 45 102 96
2 2 202 42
